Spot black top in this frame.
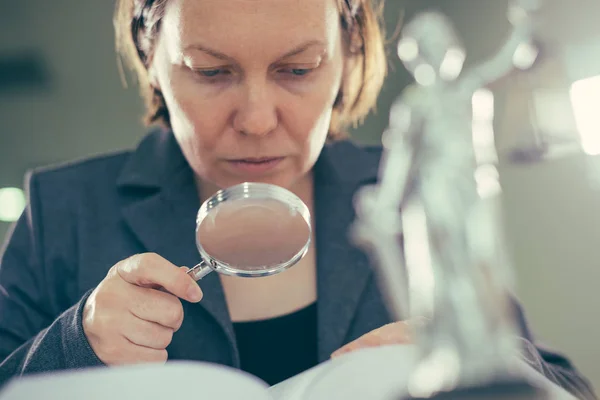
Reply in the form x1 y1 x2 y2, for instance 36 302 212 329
233 303 318 386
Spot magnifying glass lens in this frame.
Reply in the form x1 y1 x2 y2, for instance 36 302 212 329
190 182 312 279
198 197 310 270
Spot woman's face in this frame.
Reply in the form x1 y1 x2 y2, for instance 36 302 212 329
150 0 345 193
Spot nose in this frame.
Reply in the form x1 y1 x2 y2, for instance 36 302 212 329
233 80 278 137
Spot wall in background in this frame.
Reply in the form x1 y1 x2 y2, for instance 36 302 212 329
0 0 148 240
1 0 598 391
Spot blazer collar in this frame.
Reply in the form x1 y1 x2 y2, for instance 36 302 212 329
116 128 188 189
116 129 382 362
310 140 382 360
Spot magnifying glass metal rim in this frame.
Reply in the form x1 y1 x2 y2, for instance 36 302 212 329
187 182 312 281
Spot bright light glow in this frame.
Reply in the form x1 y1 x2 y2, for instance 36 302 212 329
440 47 465 81
472 89 495 122
507 4 528 25
472 89 498 165
513 42 539 70
475 165 502 199
570 75 600 155
472 123 499 166
398 37 419 62
0 187 26 222
414 64 436 86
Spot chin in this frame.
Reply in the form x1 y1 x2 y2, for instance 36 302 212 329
207 157 307 190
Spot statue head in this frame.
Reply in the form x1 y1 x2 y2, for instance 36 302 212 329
397 11 466 85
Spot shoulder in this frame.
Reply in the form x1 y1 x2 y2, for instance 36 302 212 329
28 150 131 190
25 150 133 211
22 151 133 245
22 130 170 216
14 150 136 274
25 129 168 196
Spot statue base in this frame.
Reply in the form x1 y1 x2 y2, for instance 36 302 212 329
403 378 549 400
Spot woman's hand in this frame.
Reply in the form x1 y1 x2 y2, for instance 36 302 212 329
331 320 421 359
82 253 203 366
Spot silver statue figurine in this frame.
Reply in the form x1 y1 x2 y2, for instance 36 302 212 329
352 0 541 395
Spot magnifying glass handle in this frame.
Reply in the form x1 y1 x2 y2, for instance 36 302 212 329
187 261 212 281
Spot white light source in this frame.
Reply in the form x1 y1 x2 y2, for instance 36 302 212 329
472 88 495 122
472 89 498 166
440 47 466 81
414 64 436 86
0 187 26 222
398 37 419 62
570 75 600 155
513 42 539 70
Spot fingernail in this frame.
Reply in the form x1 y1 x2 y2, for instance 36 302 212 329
188 285 202 302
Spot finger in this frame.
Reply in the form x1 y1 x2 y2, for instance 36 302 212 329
365 322 413 343
123 316 174 350
331 336 379 358
331 341 363 358
117 253 203 303
99 337 168 366
128 286 185 331
331 322 413 358
115 341 169 365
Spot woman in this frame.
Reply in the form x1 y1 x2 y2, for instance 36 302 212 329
0 0 595 397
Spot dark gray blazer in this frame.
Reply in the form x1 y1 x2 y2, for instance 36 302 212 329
0 129 595 399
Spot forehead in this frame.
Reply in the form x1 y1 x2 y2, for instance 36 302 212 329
163 0 342 53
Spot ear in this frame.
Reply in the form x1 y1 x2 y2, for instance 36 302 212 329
348 27 363 55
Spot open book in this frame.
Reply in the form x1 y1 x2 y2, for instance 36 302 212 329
0 345 577 400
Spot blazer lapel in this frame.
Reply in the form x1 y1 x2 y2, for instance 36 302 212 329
116 130 237 364
314 142 381 361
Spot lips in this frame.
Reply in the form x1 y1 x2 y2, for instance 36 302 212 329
233 157 282 163
227 157 285 174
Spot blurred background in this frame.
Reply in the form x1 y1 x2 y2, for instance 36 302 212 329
1 0 599 392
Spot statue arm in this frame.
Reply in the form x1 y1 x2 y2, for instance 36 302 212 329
461 22 535 94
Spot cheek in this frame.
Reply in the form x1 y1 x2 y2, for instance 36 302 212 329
158 68 236 183
169 73 228 138
163 68 231 151
281 65 342 144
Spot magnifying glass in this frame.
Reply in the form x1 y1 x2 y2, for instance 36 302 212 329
186 182 312 280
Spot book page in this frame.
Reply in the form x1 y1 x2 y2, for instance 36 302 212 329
0 361 272 400
269 345 578 400
0 348 580 400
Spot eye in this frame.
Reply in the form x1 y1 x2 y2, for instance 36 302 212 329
290 68 311 76
199 69 221 77
277 67 315 78
195 68 230 78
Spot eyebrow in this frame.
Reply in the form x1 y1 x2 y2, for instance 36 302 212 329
183 40 327 62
